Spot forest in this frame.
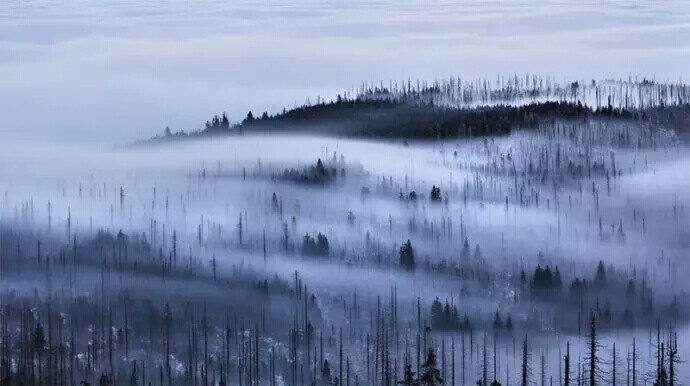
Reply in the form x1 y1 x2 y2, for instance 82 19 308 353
2 75 690 385
144 76 690 144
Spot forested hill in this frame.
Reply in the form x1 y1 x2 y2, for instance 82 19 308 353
140 76 690 144
142 99 646 145
235 100 636 138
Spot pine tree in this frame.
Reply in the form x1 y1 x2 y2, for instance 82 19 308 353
505 314 514 332
244 111 255 124
492 312 503 332
400 240 415 270
322 359 332 384
400 362 418 385
430 186 442 202
594 261 606 290
419 348 443 385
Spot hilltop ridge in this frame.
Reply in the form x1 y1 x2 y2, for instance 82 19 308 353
139 76 690 145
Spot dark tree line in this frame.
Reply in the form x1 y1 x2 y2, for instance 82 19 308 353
234 99 638 140
274 158 344 186
302 232 330 257
144 93 665 145
519 260 689 334
429 297 471 332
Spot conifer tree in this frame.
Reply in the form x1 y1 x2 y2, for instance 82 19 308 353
399 240 415 270
492 312 503 332
419 348 443 385
400 361 417 385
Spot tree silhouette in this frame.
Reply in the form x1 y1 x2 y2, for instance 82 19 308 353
430 298 444 329
419 348 443 385
321 359 332 384
460 238 470 262
492 311 504 331
399 362 418 385
302 233 329 257
221 112 230 129
594 261 606 290
399 240 415 270
244 111 255 124
99 374 112 386
430 186 442 202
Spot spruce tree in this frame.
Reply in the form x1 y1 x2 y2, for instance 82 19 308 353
419 348 443 385
400 240 415 270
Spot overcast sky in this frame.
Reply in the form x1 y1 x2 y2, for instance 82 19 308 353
2 0 690 144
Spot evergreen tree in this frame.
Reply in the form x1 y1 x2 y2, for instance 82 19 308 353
430 298 444 329
430 186 442 202
594 261 606 290
244 111 255 124
99 374 112 386
316 233 330 256
554 266 563 290
473 245 483 263
400 240 415 270
492 311 504 331
33 321 46 380
451 306 460 329
461 238 471 261
505 313 514 332
419 348 443 385
626 279 636 301
303 233 330 257
32 322 46 354
460 314 471 331
321 359 332 384
400 362 418 385
443 302 451 329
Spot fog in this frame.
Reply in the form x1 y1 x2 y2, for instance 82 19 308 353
3 1 690 384
1 123 690 382
3 0 690 143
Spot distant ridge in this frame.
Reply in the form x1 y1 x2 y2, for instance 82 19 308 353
136 76 690 145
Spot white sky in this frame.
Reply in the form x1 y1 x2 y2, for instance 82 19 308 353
1 0 689 143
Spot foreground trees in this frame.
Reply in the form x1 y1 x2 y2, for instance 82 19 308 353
399 348 443 385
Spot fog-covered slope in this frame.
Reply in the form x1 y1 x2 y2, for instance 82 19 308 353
1 115 689 383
